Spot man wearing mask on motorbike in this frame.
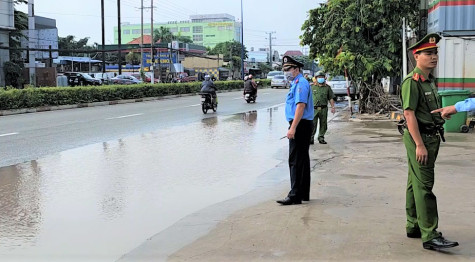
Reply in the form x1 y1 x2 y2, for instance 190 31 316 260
243 74 257 97
277 56 314 205
310 71 335 144
200 74 217 104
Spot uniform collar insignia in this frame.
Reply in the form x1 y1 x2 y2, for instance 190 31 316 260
295 78 299 84
412 73 420 81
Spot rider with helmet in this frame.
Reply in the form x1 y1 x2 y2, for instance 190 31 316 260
200 74 217 103
243 74 257 97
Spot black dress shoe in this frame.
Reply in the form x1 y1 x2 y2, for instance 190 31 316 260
407 231 421 238
423 236 459 250
276 197 302 205
319 140 327 144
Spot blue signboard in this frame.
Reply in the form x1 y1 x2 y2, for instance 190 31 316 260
142 52 177 68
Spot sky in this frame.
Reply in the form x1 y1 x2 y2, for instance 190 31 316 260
16 0 324 55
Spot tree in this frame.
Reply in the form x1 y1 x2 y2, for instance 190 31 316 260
209 41 248 78
125 51 141 65
58 35 95 56
153 27 192 44
301 0 420 113
257 62 273 75
6 0 28 88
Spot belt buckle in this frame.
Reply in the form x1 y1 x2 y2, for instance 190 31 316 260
317 107 321 110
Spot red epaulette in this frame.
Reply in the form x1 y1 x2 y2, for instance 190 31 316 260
412 73 420 81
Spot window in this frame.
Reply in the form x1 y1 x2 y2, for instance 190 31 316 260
132 29 140 34
193 34 203 42
180 27 190 32
123 29 130 35
205 35 215 37
218 26 225 31
193 26 203 33
169 27 178 33
226 26 233 30
144 29 151 34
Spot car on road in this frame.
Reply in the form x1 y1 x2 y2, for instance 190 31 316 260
111 75 142 85
267 71 282 80
270 75 290 89
326 75 358 100
63 72 102 86
131 73 160 84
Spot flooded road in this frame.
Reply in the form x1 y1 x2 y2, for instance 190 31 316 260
0 106 291 261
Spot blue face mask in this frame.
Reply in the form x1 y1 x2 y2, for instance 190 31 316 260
317 78 325 84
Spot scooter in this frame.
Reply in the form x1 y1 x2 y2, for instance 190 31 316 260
244 91 257 103
199 93 217 114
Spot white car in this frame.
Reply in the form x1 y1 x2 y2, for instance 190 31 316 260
267 71 282 80
326 75 358 100
270 75 290 89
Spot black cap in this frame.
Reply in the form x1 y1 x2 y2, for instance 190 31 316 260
282 56 304 70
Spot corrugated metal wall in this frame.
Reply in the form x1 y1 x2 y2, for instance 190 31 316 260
428 1 475 34
437 37 475 91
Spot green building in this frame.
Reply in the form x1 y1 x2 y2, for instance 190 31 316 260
114 14 241 48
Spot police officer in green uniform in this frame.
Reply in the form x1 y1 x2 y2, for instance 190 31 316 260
310 71 335 144
401 33 458 250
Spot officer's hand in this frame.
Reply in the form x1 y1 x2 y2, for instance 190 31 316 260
287 127 296 139
331 107 336 114
431 105 457 120
416 145 428 165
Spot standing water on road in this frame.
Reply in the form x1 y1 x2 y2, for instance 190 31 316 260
0 106 290 261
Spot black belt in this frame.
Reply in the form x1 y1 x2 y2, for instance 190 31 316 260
314 105 327 109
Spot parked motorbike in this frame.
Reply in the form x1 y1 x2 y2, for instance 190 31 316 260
244 91 257 103
199 93 217 114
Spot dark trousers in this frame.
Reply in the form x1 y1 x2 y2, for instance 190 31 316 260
288 119 313 200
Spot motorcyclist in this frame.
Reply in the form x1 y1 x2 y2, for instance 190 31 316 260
243 74 257 97
200 74 217 104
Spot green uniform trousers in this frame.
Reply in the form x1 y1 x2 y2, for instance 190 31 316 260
403 129 442 242
311 107 328 142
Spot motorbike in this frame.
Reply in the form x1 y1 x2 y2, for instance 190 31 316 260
199 93 217 114
244 91 257 103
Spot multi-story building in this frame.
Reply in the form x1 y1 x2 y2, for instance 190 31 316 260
0 0 15 86
114 13 241 48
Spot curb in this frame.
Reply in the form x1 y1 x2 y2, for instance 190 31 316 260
0 87 267 117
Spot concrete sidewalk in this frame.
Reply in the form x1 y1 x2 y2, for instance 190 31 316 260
121 115 475 261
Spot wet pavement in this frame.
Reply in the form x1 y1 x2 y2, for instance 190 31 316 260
0 106 292 261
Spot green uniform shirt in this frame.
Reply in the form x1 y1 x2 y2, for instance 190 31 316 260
401 67 444 126
311 83 334 106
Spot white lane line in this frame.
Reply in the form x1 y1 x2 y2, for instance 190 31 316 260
233 97 243 100
184 104 201 107
261 92 270 95
106 113 144 120
0 132 18 137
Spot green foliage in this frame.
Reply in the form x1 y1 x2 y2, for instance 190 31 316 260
3 61 23 89
58 35 95 56
257 63 273 75
0 81 268 110
301 0 420 81
125 51 141 65
153 27 192 44
209 41 248 61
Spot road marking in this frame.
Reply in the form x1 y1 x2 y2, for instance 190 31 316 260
233 97 242 100
106 113 144 120
0 132 18 137
185 104 201 107
261 92 270 95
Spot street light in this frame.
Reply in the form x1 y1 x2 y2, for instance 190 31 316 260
240 0 244 80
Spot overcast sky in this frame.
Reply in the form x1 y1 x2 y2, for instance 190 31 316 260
16 0 324 54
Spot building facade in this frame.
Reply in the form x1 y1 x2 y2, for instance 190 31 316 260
114 14 241 48
21 16 58 62
0 0 15 86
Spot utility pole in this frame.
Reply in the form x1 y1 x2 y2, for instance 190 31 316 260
28 0 36 86
101 0 106 73
150 0 154 84
140 0 144 73
117 0 122 75
240 0 244 80
402 17 407 77
266 31 276 65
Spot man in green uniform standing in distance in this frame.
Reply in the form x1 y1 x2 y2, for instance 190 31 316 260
401 33 458 250
310 71 335 144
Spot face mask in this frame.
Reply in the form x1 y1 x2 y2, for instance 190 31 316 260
284 72 294 81
317 78 325 84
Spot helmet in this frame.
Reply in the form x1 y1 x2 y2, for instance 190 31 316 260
204 74 210 80
248 74 253 79
315 71 325 77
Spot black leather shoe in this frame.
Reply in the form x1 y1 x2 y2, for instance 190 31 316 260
319 140 327 144
302 196 309 201
310 140 314 144
423 236 459 250
276 197 302 205
407 231 421 238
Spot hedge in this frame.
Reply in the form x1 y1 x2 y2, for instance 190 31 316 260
0 79 271 110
